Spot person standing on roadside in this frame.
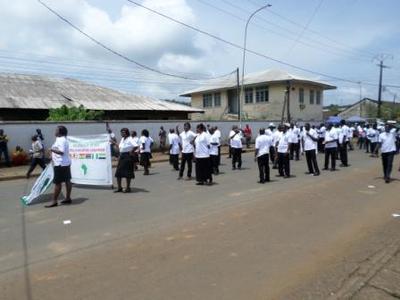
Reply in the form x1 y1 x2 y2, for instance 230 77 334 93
255 128 273 183
168 128 180 171
208 127 220 175
139 129 153 175
229 125 243 170
0 129 11 167
178 122 196 180
378 123 398 183
158 126 167 153
323 123 339 171
243 124 252 148
276 124 291 178
45 125 72 208
302 123 320 176
26 135 46 178
339 120 350 167
194 123 213 185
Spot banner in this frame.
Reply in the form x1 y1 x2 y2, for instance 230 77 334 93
68 134 112 186
21 164 54 206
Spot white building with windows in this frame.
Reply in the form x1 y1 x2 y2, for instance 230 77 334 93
181 69 336 121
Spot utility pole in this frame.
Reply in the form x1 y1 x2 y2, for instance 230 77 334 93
236 67 240 122
286 81 291 123
375 54 393 119
358 82 362 117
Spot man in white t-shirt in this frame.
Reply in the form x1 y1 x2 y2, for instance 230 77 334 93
339 120 350 167
168 128 181 171
213 126 222 166
277 124 291 178
323 123 339 171
302 123 320 176
378 123 398 183
367 123 379 157
179 122 196 180
289 123 300 161
209 127 220 175
229 125 243 170
255 128 273 183
317 123 326 153
45 125 72 208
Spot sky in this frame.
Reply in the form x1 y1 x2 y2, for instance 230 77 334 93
0 0 399 106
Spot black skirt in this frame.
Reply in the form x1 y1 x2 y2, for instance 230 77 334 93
53 165 71 184
115 152 135 178
195 157 212 182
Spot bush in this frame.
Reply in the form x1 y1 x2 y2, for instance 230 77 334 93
47 105 104 121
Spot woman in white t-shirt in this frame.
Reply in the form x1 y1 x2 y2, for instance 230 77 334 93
194 123 213 185
139 129 153 175
45 125 72 208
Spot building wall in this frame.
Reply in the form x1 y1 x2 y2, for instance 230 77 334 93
190 83 324 121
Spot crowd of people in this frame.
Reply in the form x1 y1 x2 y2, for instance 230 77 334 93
0 120 399 208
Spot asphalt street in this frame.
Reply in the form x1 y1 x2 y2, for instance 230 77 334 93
0 150 399 299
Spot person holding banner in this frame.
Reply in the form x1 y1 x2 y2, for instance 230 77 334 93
45 125 72 208
113 128 137 193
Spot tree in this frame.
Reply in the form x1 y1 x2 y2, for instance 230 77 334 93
47 105 104 121
327 104 340 116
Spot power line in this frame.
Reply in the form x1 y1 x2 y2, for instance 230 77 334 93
36 0 235 81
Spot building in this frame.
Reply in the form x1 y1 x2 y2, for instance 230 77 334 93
0 73 203 121
336 97 399 120
180 69 336 121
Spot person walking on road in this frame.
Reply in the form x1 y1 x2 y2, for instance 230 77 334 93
276 124 291 178
302 123 320 176
178 122 196 180
339 120 350 167
323 123 339 171
194 123 213 185
159 126 167 153
26 135 46 178
229 125 243 170
255 128 273 183
378 123 398 183
45 125 72 207
243 124 252 148
168 128 180 171
208 127 220 175
139 129 153 176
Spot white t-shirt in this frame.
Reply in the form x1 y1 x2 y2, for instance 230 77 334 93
194 132 210 158
318 126 326 139
168 133 180 155
341 125 350 142
302 128 318 151
52 136 71 166
324 129 338 149
180 130 196 154
139 136 153 153
119 136 137 153
277 132 290 153
255 134 273 157
214 129 221 140
209 133 219 156
272 130 282 146
367 128 379 143
289 127 300 143
229 130 243 149
379 130 397 153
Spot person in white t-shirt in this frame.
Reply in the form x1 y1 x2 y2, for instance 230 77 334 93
113 128 138 193
229 125 243 170
45 125 72 208
213 126 222 165
255 128 273 183
378 124 398 183
367 124 379 157
179 122 197 180
323 123 339 171
302 123 320 176
139 129 153 176
168 128 181 171
277 124 292 178
317 123 326 153
194 123 212 185
208 127 220 175
339 120 350 167
289 123 300 161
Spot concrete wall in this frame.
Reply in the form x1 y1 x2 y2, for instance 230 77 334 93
189 83 324 121
0 120 285 155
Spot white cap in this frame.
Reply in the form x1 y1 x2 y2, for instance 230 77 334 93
269 122 275 127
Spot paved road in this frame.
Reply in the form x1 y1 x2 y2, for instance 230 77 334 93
0 150 399 299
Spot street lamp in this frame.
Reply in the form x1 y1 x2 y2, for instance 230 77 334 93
239 3 272 127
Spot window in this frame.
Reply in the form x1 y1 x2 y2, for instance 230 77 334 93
255 86 268 103
316 90 322 105
299 88 304 104
214 93 221 107
245 88 253 104
202 93 212 108
309 90 315 105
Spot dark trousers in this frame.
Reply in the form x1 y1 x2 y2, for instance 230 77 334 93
195 157 212 183
27 158 46 175
232 148 242 169
245 137 251 148
0 146 10 166
305 150 320 174
290 142 300 160
324 147 337 170
365 139 370 152
179 153 193 178
382 151 395 180
210 155 219 174
217 146 221 165
169 154 179 170
339 142 348 166
269 146 276 164
278 152 290 176
318 138 325 153
257 154 270 182
370 142 378 155
228 145 232 158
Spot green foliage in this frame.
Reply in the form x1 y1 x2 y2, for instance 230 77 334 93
364 103 400 121
47 105 104 121
327 104 340 115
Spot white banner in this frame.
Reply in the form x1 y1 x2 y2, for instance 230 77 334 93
21 164 54 205
68 134 112 186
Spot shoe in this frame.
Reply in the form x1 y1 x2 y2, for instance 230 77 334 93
177 177 183 180
238 167 242 170
114 188 123 193
330 168 337 171
304 172 312 175
232 167 236 170
322 168 328 171
196 182 205 185
276 174 283 177
257 181 265 184
185 176 192 181
61 199 72 205
45 202 58 208
313 173 320 176
385 178 390 184
283 175 290 179
123 188 131 193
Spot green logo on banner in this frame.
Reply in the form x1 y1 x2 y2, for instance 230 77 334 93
81 163 88 175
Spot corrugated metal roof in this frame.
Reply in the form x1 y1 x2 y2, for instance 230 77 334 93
180 69 336 96
0 73 203 113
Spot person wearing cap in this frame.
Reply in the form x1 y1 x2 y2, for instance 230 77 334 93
302 123 320 176
377 123 398 183
323 123 339 171
255 128 273 183
276 124 291 178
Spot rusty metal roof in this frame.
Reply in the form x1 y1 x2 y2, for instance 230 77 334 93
0 73 203 113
